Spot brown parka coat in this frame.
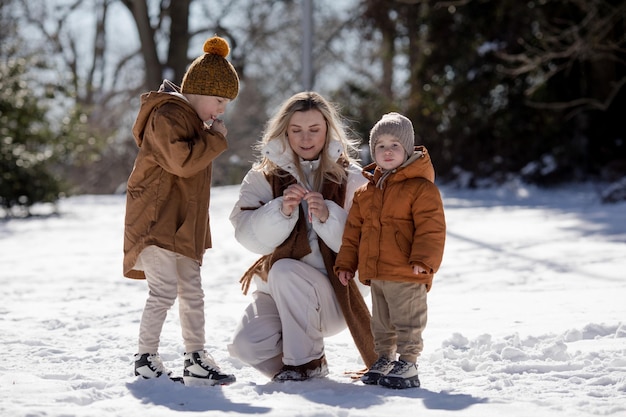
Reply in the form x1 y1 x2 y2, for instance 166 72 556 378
334 146 446 290
123 81 227 279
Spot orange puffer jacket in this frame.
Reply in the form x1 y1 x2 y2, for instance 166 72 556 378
334 146 446 291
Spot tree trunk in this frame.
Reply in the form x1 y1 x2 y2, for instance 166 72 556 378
380 25 395 99
120 0 162 90
405 1 429 120
166 0 191 85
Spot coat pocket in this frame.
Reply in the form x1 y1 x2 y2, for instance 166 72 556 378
173 200 199 255
394 222 413 259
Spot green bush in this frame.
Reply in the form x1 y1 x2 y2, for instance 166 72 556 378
0 56 66 215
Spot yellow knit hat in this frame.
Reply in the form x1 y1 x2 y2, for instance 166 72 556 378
181 36 239 99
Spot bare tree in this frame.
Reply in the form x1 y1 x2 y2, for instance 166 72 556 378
119 0 192 90
9 0 393 190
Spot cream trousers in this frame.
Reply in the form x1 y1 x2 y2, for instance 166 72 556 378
228 258 345 377
135 245 205 354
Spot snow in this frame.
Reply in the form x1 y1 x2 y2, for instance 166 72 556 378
1 182 625 417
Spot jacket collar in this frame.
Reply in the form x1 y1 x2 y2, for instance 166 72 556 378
262 138 343 179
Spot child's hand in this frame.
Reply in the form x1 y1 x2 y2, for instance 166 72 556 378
337 270 354 286
210 119 227 136
413 265 427 274
281 184 308 216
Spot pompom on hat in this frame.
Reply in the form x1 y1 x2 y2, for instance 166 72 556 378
369 112 415 159
181 36 239 99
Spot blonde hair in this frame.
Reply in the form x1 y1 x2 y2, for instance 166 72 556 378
254 91 360 190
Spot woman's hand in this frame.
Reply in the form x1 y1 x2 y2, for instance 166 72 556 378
303 191 329 222
281 184 308 216
337 270 354 286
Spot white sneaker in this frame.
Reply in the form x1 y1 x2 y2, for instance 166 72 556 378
361 356 394 385
134 353 172 379
183 350 236 386
379 360 420 389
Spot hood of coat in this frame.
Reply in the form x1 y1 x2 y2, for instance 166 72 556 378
261 137 344 178
132 80 192 148
362 145 435 185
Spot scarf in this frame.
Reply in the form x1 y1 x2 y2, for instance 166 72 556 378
375 149 424 189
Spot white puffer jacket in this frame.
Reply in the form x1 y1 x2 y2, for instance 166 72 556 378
229 139 367 275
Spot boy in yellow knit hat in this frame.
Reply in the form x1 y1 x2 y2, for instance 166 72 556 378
123 36 239 386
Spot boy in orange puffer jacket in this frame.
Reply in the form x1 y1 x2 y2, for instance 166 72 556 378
335 112 446 389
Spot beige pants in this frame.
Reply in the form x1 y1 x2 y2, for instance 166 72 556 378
370 280 427 364
228 258 345 377
135 245 205 354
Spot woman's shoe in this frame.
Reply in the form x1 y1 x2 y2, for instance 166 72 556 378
272 355 328 382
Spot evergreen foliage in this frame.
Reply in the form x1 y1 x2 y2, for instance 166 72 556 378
336 0 626 186
0 55 66 214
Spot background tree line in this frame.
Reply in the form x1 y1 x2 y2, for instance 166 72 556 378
1 0 625 214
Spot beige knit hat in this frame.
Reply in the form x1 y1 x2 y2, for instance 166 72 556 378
181 36 239 99
369 112 415 158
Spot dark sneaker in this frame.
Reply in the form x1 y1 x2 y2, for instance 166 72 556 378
361 356 394 385
272 355 329 382
183 350 236 386
134 353 172 379
379 360 420 389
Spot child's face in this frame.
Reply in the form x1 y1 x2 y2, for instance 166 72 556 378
374 134 407 170
188 94 230 123
286 109 327 161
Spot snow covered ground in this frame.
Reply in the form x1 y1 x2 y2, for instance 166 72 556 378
1 182 625 417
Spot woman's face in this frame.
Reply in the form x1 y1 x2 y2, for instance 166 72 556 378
286 109 327 161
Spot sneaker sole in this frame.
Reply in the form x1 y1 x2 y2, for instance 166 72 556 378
183 375 236 386
360 372 384 385
379 375 421 389
272 370 329 382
